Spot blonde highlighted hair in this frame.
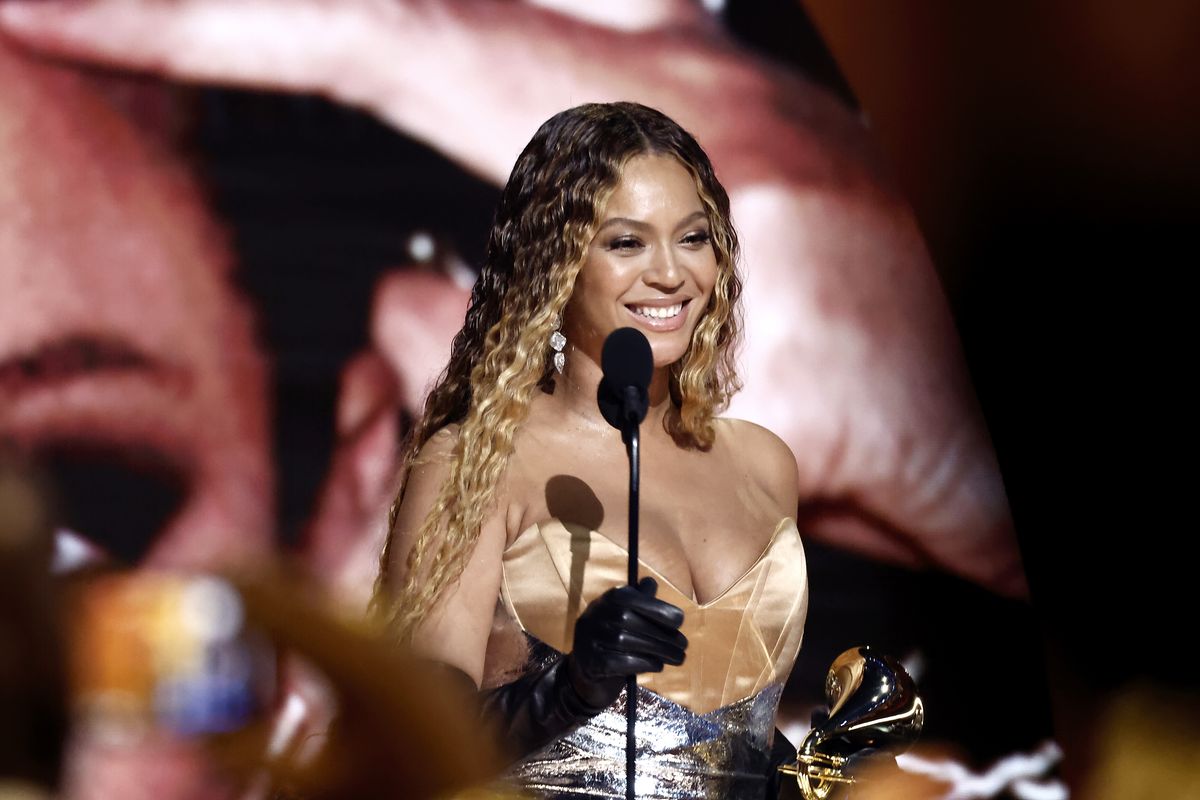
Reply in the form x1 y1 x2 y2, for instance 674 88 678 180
375 102 743 641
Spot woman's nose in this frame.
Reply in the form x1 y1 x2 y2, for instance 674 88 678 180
643 245 683 291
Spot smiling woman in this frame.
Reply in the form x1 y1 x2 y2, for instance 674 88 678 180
376 102 804 800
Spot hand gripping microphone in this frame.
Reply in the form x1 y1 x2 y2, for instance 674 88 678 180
595 327 653 800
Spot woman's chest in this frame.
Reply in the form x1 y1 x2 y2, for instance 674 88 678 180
504 434 779 605
493 515 809 713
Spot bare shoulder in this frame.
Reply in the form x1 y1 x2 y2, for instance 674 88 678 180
718 417 800 515
386 423 511 683
399 422 510 535
389 425 464 556
413 423 461 465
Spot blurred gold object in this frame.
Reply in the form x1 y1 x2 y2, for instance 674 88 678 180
1081 682 1200 800
779 646 924 799
211 565 507 800
53 560 504 800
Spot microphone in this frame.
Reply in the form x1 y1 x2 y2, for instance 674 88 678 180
597 327 653 434
595 326 653 800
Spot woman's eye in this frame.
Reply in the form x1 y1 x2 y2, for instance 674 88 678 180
682 230 711 247
608 237 642 251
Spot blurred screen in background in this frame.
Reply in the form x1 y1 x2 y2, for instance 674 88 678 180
0 0 1066 797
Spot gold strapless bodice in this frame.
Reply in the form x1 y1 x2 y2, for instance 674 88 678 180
499 517 809 715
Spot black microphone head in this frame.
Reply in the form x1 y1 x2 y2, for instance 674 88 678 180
597 327 653 432
601 327 653 392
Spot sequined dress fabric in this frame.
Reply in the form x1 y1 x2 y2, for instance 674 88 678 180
492 517 809 799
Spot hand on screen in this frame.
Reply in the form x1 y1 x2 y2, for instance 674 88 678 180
0 0 1023 601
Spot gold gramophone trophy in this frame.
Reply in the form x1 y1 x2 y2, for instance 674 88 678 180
779 646 925 799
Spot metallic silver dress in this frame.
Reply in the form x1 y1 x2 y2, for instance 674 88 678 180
486 517 809 800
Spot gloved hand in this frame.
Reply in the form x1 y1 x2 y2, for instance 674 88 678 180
481 576 686 761
566 576 688 710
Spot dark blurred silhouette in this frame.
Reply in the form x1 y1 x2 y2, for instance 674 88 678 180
0 458 66 797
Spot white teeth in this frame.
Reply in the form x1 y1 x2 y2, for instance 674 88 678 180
631 303 683 320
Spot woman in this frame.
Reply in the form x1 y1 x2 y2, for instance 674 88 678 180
377 102 807 799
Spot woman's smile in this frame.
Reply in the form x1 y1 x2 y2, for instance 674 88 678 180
624 298 692 332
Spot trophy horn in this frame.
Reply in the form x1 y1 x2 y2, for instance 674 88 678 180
779 645 925 799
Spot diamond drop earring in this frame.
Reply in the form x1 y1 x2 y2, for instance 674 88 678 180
550 315 567 374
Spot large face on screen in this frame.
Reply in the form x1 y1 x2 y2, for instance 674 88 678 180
0 43 273 571
564 154 718 369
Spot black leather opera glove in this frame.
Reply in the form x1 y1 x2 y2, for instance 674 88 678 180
482 576 687 760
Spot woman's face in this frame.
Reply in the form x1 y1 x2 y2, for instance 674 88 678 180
564 154 718 369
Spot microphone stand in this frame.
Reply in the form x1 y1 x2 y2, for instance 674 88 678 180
597 328 653 800
623 409 640 800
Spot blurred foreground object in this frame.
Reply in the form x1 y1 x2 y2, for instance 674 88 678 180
4 453 505 799
780 646 924 799
1080 683 1200 800
217 566 506 799
59 562 505 800
0 458 66 798
65 571 276 743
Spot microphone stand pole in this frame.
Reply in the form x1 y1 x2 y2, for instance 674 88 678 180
598 330 652 800
624 417 640 800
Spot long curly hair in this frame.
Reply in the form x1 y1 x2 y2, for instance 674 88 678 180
374 102 743 641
